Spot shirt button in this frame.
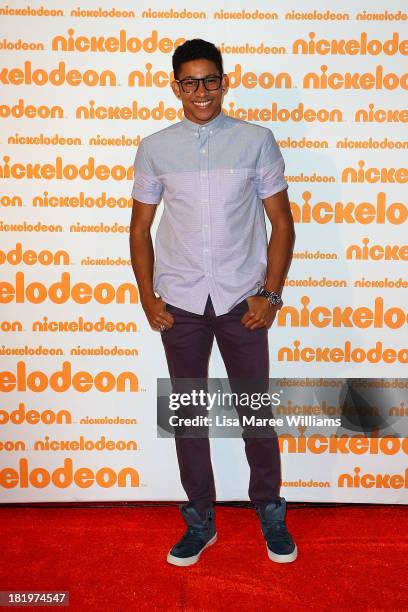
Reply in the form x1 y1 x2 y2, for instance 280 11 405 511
206 272 211 276
209 130 213 134
202 149 206 153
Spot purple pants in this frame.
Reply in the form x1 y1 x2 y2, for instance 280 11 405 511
161 295 281 517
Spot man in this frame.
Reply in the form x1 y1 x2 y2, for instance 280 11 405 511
129 39 297 566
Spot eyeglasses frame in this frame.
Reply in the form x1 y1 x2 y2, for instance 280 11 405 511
175 74 224 93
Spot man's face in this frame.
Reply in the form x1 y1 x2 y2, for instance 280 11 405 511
171 58 228 125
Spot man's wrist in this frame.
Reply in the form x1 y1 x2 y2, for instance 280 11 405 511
140 291 157 307
258 287 283 307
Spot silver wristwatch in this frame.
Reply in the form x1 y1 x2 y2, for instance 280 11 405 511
258 288 283 306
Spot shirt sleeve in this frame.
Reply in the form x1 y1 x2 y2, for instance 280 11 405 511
255 129 288 200
131 138 164 205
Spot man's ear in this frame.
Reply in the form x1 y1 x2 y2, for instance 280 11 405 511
221 73 229 94
171 80 181 98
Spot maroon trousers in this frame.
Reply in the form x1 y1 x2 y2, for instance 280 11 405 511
161 295 281 517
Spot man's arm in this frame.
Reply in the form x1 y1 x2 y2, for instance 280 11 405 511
263 187 295 294
241 188 295 330
129 198 174 331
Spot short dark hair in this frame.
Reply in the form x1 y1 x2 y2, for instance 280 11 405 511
172 38 223 80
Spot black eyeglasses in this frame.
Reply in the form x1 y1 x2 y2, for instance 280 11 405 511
176 75 223 93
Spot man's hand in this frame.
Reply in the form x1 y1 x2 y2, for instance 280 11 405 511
142 296 174 332
241 295 280 330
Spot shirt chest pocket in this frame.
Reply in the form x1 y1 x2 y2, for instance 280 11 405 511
215 168 250 204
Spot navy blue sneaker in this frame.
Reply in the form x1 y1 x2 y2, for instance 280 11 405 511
255 497 297 563
167 505 217 567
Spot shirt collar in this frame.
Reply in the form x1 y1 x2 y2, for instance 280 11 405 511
181 109 225 134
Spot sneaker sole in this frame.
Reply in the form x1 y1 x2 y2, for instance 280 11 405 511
166 533 218 567
266 543 298 563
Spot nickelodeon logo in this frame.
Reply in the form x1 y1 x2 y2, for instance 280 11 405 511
0 61 116 86
0 38 44 52
279 432 408 455
70 8 135 18
0 458 139 489
290 191 407 225
0 242 70 266
51 29 185 53
337 136 407 148
32 191 132 209
218 42 285 55
1 220 62 233
338 467 408 489
0 436 138 452
76 99 184 121
1 345 63 357
8 133 81 146
285 9 347 20
303 65 407 90
292 251 337 260
80 416 137 424
282 479 330 488
277 296 408 329
278 340 408 364
0 361 138 392
32 435 137 452
141 8 205 19
80 256 132 266
356 9 408 20
287 170 334 183
0 403 137 425
284 277 345 288
346 238 408 260
342 160 408 183
0 272 138 304
214 8 278 19
0 98 63 119
0 156 133 180
292 32 408 56
0 6 64 17
0 403 71 425
353 277 406 289
224 100 341 123
31 315 137 334
355 104 408 123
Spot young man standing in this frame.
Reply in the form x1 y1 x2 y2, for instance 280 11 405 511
129 39 297 566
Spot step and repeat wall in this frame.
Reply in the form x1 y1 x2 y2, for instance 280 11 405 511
0 0 407 503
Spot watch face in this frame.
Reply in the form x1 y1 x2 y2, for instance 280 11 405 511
259 289 282 305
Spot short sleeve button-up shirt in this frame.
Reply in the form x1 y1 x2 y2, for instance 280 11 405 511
131 110 288 316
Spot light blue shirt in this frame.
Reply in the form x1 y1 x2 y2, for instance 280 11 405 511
131 110 288 316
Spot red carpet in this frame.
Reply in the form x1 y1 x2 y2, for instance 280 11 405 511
1 504 407 611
